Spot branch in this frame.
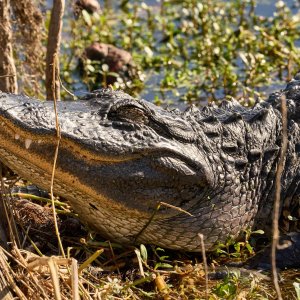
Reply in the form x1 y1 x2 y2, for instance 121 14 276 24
45 0 65 100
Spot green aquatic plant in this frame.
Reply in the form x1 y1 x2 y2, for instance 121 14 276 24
60 0 300 105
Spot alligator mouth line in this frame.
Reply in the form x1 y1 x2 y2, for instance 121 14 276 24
0 116 207 176
0 117 135 162
0 118 203 220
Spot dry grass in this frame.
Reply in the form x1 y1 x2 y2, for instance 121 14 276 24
0 177 299 299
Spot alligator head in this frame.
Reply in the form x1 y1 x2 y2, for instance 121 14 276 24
0 81 299 251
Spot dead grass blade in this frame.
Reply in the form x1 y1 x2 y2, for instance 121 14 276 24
0 247 27 299
71 258 79 300
135 201 193 243
198 233 208 300
48 257 62 300
134 248 145 278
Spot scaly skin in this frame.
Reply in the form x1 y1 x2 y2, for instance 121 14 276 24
0 79 299 255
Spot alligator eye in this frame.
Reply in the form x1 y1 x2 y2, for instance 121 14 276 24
108 105 148 124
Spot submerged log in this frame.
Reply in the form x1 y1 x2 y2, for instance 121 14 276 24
83 42 132 73
74 0 101 15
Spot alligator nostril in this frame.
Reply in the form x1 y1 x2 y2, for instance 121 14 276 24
89 203 99 211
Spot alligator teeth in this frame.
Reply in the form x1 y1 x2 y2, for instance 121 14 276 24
15 134 20 140
37 140 42 144
25 139 32 149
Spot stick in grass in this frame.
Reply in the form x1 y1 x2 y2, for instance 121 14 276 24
271 94 287 300
198 233 208 300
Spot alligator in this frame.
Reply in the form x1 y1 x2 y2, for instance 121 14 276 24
0 78 299 266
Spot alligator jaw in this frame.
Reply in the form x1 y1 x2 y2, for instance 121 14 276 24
0 113 209 193
0 95 210 170
0 98 211 250
0 113 210 181
0 120 180 244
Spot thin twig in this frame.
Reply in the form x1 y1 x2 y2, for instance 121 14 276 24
271 94 287 300
134 201 193 242
0 172 21 248
9 193 68 207
12 246 50 299
58 74 76 100
50 53 65 258
0 249 27 300
159 201 194 217
0 74 16 78
18 223 43 256
108 240 120 275
198 233 208 300
0 170 10 249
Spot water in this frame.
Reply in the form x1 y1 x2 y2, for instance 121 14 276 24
46 0 300 103
97 0 299 16
256 0 298 16
46 0 299 15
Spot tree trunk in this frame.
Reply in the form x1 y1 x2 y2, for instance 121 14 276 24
45 0 65 100
0 1 17 297
0 0 18 93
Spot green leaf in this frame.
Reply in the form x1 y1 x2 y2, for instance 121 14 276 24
155 247 165 252
159 256 169 261
245 243 254 254
251 229 265 235
86 64 95 72
154 262 173 270
234 243 241 253
140 244 148 262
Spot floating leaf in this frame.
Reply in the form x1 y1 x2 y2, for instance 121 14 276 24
102 64 109 72
144 46 153 58
82 10 92 27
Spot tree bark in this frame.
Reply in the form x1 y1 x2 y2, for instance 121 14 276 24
45 0 65 100
11 0 44 96
0 1 17 297
0 0 18 93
